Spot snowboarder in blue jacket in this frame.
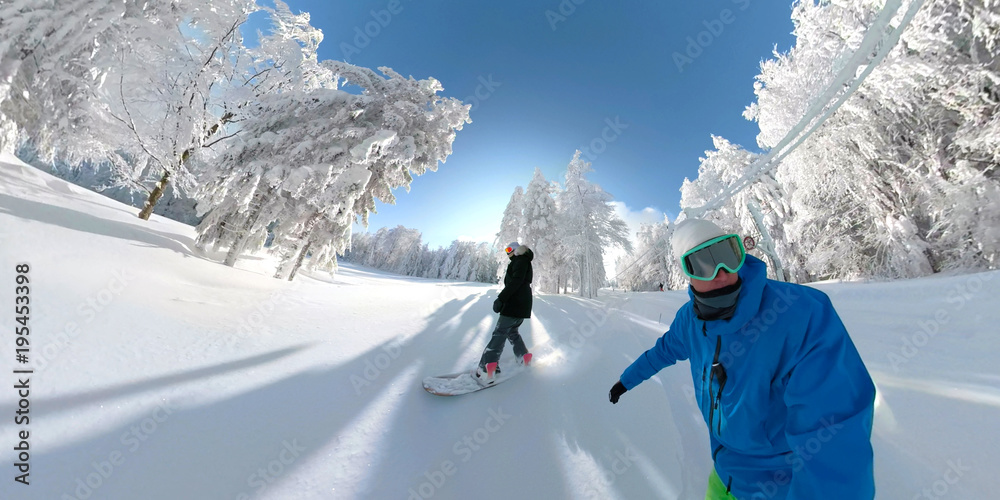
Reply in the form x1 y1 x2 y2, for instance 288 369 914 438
608 219 875 499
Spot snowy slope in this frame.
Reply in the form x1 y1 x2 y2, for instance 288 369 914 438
0 152 998 500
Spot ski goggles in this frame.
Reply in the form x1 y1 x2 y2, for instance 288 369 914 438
505 245 517 254
680 234 746 281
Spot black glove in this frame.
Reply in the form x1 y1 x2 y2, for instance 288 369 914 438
609 381 627 404
492 299 504 313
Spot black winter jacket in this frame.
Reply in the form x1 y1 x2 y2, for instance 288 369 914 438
497 247 533 318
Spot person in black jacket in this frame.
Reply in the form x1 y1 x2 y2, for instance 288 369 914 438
476 242 534 385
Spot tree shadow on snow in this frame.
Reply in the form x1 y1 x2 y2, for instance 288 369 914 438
869 373 995 498
526 293 707 499
358 292 579 500
26 291 706 500
0 193 204 259
27 293 510 499
1 345 313 417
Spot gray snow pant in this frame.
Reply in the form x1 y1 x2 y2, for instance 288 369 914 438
478 315 528 369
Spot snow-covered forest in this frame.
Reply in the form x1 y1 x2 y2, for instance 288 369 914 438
492 152 632 296
342 151 633 293
4 149 999 499
3 0 998 290
619 0 1000 290
0 0 470 280
3 1 1000 498
342 226 500 283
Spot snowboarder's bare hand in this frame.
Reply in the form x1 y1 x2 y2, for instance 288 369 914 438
609 381 626 404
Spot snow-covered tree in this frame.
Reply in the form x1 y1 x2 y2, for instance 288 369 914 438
495 186 524 277
2 0 346 223
321 61 472 228
87 0 259 220
274 67 469 280
558 151 632 297
1 0 335 225
495 156 632 294
680 136 797 281
192 3 359 267
519 168 562 292
615 217 683 291
196 61 469 280
249 0 334 94
719 0 1000 280
342 227 499 283
0 0 140 155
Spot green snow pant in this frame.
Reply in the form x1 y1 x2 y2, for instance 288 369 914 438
706 469 738 499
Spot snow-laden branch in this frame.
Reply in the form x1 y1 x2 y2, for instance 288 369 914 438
683 0 927 221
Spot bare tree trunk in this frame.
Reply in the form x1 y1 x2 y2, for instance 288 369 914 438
137 110 232 221
224 235 245 267
274 212 322 280
212 223 225 252
286 240 312 281
138 170 170 220
273 245 296 280
224 186 270 267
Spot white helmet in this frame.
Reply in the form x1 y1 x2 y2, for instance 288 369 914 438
671 219 727 264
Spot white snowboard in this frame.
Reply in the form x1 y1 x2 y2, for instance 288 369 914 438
422 363 528 396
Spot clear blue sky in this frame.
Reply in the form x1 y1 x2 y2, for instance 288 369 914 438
281 0 796 249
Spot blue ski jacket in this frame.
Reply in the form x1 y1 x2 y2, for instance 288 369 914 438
620 255 875 499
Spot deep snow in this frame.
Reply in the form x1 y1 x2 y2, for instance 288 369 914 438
0 152 998 499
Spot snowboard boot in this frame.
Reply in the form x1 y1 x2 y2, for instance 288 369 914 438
517 353 532 367
475 362 499 386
